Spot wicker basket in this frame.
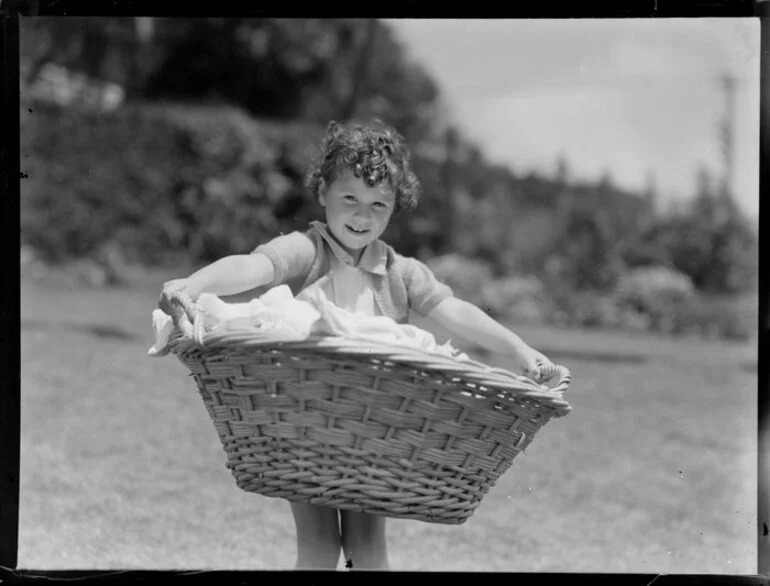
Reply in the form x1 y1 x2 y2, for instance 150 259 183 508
164 295 572 525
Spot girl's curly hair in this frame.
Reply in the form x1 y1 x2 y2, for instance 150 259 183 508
305 120 421 214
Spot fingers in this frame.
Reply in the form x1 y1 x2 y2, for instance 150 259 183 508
159 279 192 323
526 355 555 382
523 361 541 380
534 358 558 383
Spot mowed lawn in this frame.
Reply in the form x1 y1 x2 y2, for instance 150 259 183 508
18 273 758 573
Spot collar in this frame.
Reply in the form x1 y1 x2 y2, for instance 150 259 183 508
309 221 387 275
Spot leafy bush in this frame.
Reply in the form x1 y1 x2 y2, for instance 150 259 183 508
425 253 494 309
613 265 695 331
678 293 757 341
20 100 325 269
425 254 554 323
605 265 753 340
567 291 624 329
482 275 554 324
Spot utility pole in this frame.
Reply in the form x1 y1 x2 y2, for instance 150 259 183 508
718 72 736 200
126 17 155 101
643 169 658 221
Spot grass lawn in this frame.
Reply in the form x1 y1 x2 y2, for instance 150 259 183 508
18 272 758 573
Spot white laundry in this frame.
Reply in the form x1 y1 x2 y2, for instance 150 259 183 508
195 286 321 341
148 308 178 356
149 284 468 361
298 285 468 360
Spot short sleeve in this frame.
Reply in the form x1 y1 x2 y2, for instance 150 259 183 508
401 256 454 316
252 231 317 287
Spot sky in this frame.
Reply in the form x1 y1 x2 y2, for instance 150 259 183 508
385 18 760 219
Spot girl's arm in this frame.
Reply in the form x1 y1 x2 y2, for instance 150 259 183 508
161 230 315 315
159 253 275 318
426 296 550 377
175 253 275 298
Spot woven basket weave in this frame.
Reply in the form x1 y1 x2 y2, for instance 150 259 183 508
165 296 572 525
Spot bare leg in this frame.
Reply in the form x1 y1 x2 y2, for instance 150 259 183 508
340 510 389 570
290 502 342 570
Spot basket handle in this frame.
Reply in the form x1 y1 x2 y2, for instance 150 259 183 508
537 363 571 394
482 361 571 394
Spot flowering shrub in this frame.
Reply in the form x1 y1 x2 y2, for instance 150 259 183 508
426 254 553 322
567 291 624 329
613 265 696 334
425 254 495 309
672 293 756 340
20 101 323 267
482 275 554 323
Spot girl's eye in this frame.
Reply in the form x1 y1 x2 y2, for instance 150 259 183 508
343 195 357 203
373 202 388 210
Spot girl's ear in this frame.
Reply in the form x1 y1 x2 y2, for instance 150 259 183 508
318 179 327 207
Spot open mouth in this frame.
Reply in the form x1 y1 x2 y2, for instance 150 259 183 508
345 225 370 235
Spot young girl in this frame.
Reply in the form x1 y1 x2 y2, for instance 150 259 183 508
160 120 555 571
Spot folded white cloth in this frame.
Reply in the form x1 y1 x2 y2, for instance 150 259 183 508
195 286 321 341
148 285 319 356
148 308 178 356
149 284 467 361
298 285 468 360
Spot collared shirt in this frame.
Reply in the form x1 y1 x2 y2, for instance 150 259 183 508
309 221 388 275
318 256 381 316
311 222 383 316
253 221 453 323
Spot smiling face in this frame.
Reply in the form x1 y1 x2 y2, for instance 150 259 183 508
319 169 396 260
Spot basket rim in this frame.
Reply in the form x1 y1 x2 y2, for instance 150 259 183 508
167 327 572 416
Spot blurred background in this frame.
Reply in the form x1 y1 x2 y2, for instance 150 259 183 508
19 16 759 341
18 17 760 573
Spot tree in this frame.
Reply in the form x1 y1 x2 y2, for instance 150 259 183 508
339 19 378 121
21 17 147 90
551 193 624 292
555 153 570 185
643 170 657 216
633 165 758 293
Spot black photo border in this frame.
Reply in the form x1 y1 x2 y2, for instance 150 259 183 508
2 1 768 584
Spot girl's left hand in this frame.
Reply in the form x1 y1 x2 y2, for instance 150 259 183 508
515 346 555 381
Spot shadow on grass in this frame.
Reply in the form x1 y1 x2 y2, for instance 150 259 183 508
742 361 757 373
21 318 678 366
472 345 650 365
20 319 142 342
538 347 649 364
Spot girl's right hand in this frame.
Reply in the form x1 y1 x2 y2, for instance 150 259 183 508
159 278 192 323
